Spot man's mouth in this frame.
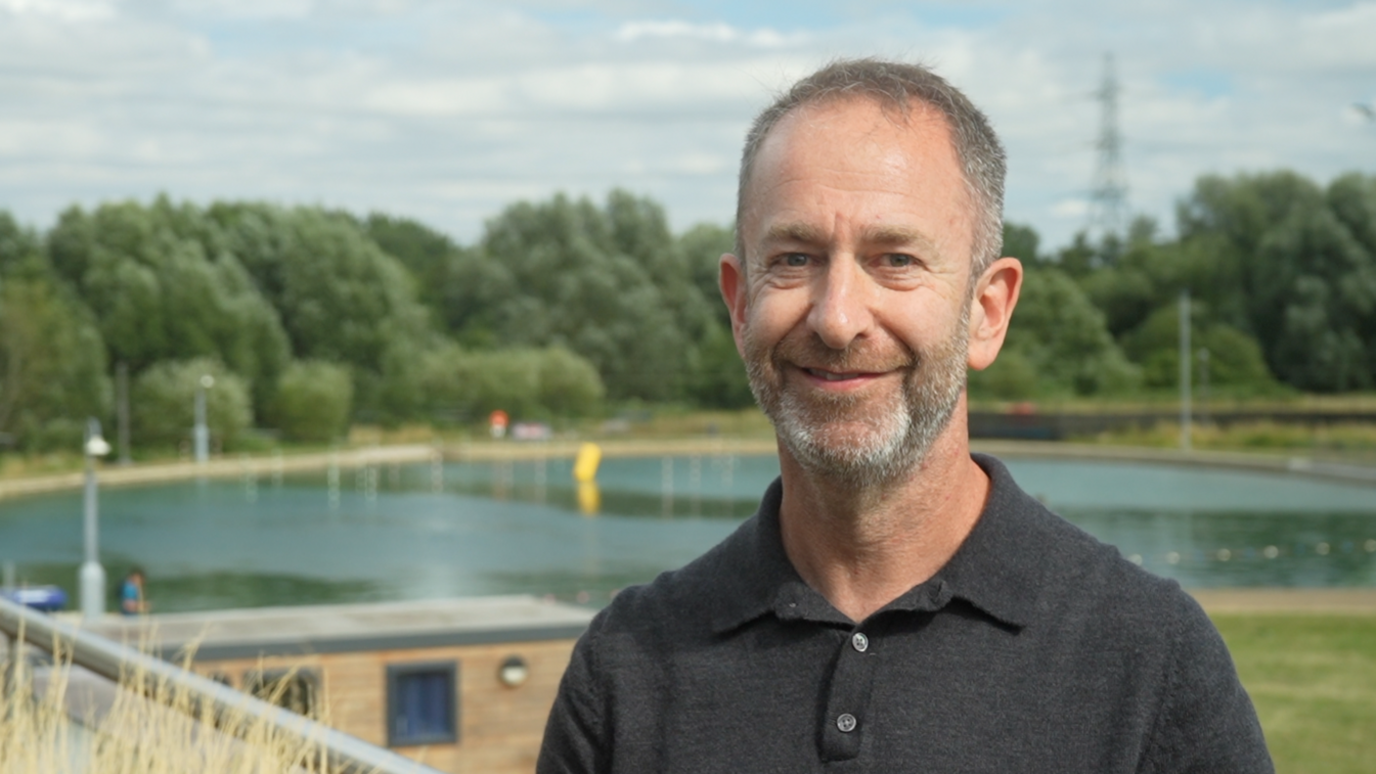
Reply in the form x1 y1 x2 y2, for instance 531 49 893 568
804 368 870 382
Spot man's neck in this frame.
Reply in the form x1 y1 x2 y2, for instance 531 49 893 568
775 413 990 623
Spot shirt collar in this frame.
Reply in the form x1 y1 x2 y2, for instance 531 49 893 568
708 453 1044 634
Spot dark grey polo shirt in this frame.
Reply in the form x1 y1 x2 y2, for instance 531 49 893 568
538 454 1272 773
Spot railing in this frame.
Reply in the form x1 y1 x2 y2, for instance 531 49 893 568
0 595 443 774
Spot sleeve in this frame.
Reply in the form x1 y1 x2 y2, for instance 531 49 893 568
536 625 610 774
1140 594 1274 774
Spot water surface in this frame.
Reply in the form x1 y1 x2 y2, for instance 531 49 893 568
2 454 1373 612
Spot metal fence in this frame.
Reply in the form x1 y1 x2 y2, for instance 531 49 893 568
0 595 443 774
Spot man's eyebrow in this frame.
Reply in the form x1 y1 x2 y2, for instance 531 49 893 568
761 223 939 253
859 225 939 252
762 222 826 245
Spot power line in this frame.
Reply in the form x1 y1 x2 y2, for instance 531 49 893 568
1087 53 1129 239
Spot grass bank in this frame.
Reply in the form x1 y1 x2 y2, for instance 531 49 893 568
1213 613 1376 774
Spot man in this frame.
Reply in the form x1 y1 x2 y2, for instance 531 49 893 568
538 58 1271 773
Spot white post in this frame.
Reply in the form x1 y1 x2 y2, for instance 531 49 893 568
194 374 214 464
79 418 110 619
1179 290 1191 452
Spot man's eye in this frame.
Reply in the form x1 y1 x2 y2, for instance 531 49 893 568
783 253 809 267
885 254 914 267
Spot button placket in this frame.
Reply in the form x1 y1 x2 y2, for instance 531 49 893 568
818 626 881 762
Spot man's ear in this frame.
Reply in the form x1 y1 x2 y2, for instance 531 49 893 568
967 257 1023 371
719 253 749 354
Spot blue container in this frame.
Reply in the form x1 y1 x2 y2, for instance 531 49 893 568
1 585 68 612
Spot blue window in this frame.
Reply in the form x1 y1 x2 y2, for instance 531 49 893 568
386 662 459 747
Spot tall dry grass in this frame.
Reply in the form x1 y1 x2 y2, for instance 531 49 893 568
1 631 341 774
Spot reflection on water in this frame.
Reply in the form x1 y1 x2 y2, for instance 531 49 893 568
1 453 1374 613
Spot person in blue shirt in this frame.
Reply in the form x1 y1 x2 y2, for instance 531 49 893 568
119 567 148 616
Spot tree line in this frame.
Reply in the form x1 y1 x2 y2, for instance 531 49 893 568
983 170 1376 400
1 169 1373 453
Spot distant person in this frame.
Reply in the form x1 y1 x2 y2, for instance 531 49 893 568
538 58 1272 772
119 567 149 616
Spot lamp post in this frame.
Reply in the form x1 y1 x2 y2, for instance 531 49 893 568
194 374 215 464
80 417 112 619
1179 289 1191 451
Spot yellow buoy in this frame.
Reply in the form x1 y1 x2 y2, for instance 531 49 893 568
573 442 602 483
577 481 601 516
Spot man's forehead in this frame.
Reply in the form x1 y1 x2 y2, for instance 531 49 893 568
739 95 970 243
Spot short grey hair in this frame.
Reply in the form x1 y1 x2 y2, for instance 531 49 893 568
735 58 1006 277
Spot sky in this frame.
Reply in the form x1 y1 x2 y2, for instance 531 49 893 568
1 0 1373 252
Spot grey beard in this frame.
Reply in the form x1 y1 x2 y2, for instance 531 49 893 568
744 305 970 490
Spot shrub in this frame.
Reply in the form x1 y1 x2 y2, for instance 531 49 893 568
268 360 353 442
418 344 604 423
131 358 251 451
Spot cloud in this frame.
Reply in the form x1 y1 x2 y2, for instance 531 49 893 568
0 0 113 21
0 0 1370 252
614 19 798 47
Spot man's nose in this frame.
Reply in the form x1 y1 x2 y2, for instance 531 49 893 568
807 258 874 350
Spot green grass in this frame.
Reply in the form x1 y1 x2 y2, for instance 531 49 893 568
1213 614 1376 774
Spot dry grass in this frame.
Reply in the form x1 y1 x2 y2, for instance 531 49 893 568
0 451 86 481
1081 420 1376 458
2 633 341 774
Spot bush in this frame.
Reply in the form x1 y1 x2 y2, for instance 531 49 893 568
131 358 251 451
268 360 353 442
418 344 604 423
1122 304 1281 395
972 267 1139 399
0 277 111 451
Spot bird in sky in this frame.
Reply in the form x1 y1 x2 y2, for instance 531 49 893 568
1354 102 1376 122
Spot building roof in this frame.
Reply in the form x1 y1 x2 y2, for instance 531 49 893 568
84 595 596 660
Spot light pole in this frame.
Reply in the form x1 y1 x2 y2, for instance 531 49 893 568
1179 289 1191 451
194 374 215 464
80 417 112 619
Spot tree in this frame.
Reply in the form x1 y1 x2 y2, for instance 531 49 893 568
459 191 712 402
688 322 755 409
46 197 290 411
268 360 354 442
1174 171 1376 390
0 277 111 450
416 344 604 423
361 212 461 313
131 358 252 451
1001 222 1041 265
207 203 436 419
1120 304 1279 394
677 221 735 329
970 267 1138 398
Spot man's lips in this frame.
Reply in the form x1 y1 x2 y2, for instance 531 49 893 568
805 368 869 382
797 366 892 385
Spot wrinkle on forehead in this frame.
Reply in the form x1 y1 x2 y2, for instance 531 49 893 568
745 97 960 203
740 97 974 265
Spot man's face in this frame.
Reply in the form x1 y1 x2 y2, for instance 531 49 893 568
725 97 979 486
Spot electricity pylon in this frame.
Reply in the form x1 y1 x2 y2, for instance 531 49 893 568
1087 53 1129 240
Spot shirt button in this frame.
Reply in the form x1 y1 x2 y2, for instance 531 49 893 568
851 632 869 652
836 713 858 733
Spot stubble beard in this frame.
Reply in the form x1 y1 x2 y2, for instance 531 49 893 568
743 302 971 491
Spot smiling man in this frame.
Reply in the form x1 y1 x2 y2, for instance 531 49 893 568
537 59 1272 773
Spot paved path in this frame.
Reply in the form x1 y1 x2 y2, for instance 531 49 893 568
0 438 781 500
1190 588 1376 614
973 440 1376 486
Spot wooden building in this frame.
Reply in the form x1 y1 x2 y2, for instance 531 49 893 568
87 596 594 774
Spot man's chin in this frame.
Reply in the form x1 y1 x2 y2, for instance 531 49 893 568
774 414 916 478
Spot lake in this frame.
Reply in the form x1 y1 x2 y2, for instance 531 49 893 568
2 453 1374 613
